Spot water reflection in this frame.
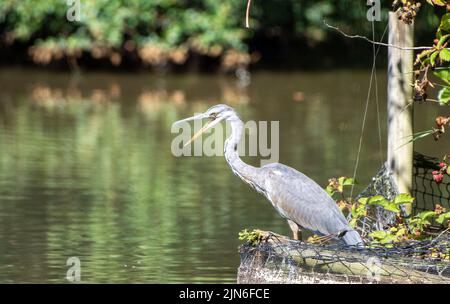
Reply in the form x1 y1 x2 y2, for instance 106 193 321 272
0 68 448 283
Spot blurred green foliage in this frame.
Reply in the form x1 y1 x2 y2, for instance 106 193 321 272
0 0 248 67
0 1 441 68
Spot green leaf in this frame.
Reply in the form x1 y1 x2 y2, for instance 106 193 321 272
440 49 450 62
369 230 398 244
336 178 344 193
430 51 438 66
351 204 357 218
367 195 389 207
438 86 450 105
439 13 450 32
436 212 450 224
380 234 397 244
393 193 415 205
395 227 407 237
357 197 368 205
434 68 450 85
421 57 431 67
432 0 447 6
369 230 387 240
437 34 450 49
337 177 355 192
342 177 356 186
384 203 401 213
367 195 402 213
416 211 436 221
326 185 335 196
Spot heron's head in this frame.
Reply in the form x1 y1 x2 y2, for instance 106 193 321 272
173 104 238 147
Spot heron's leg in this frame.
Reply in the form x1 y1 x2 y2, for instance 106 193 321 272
287 220 301 240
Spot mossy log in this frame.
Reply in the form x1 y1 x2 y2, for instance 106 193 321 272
237 231 449 284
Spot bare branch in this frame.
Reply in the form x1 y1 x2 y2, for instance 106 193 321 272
324 21 433 51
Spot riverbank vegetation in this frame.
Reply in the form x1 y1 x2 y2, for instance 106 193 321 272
0 1 443 70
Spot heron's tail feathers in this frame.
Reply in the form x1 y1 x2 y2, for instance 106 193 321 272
342 229 364 247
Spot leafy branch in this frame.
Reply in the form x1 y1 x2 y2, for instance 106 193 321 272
327 2 450 144
326 176 449 247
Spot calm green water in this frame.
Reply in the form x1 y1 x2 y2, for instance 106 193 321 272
0 68 448 283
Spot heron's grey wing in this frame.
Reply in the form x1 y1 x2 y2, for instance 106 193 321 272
259 163 352 236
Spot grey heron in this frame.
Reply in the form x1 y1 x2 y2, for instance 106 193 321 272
174 104 364 247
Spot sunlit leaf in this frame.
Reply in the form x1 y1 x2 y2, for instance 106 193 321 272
440 49 450 62
436 212 450 224
367 195 401 213
437 34 450 49
369 230 387 240
428 0 447 6
338 176 356 187
393 193 414 205
439 13 450 31
380 234 397 244
367 195 388 206
416 211 436 221
358 197 368 205
326 185 335 196
431 51 438 66
395 227 407 237
438 86 450 104
384 203 401 213
434 68 450 85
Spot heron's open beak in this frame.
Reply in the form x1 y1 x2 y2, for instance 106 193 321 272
173 113 226 147
172 113 207 125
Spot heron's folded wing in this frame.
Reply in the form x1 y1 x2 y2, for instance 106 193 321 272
261 163 351 235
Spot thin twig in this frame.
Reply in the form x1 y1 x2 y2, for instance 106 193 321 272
372 20 383 165
246 0 252 28
350 18 378 199
324 21 433 51
426 98 450 105
430 227 450 244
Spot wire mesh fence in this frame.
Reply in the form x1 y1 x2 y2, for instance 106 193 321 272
237 152 450 284
351 152 449 236
413 153 450 213
238 231 449 284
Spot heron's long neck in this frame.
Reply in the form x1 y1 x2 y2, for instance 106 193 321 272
224 119 264 194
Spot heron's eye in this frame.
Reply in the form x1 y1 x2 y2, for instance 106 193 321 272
210 112 218 119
